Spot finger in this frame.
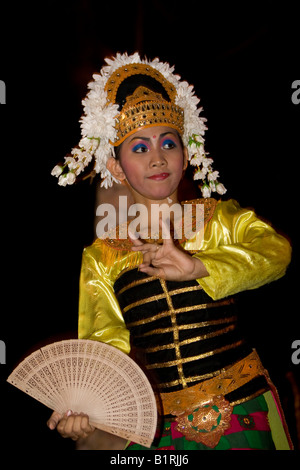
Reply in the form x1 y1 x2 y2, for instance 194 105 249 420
160 219 175 246
72 414 84 435
68 415 94 441
131 243 150 252
79 413 95 435
47 411 62 430
72 413 93 435
139 247 158 267
135 245 160 258
50 409 73 434
56 417 68 437
128 230 144 247
129 235 159 253
138 264 165 278
57 413 77 438
139 240 162 251
131 241 161 255
59 413 95 440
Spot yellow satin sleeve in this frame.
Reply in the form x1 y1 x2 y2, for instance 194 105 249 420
78 239 142 354
78 199 291 353
185 199 292 300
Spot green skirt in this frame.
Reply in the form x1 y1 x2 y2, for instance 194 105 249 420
127 392 292 450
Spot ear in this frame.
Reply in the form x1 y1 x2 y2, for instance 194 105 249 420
106 157 126 182
183 147 189 171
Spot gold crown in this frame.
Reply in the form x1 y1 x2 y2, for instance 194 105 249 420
104 63 184 145
115 86 184 145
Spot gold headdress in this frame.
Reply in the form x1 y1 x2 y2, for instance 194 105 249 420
51 52 226 197
105 63 184 145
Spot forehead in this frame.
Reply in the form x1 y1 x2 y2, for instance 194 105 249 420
125 126 178 142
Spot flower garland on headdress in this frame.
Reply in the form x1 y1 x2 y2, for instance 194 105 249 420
51 52 226 197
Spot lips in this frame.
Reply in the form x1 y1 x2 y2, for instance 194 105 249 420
147 172 170 181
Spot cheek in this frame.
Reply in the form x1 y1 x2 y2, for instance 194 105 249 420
172 154 186 178
120 159 143 187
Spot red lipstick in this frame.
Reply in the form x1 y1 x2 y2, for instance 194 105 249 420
148 173 170 181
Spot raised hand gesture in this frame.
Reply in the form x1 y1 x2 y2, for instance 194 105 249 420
129 221 208 282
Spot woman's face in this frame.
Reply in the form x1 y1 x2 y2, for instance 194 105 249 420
116 126 187 203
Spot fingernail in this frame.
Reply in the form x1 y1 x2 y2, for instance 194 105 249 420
47 420 54 430
128 230 137 240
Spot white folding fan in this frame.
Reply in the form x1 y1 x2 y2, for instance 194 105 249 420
7 339 157 448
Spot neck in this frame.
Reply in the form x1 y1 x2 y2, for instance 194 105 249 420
126 188 182 240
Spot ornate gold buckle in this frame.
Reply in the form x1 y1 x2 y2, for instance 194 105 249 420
175 395 232 448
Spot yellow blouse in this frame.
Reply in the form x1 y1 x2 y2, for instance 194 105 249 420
78 199 291 354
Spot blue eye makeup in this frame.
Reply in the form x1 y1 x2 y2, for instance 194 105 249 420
131 142 149 153
162 138 176 149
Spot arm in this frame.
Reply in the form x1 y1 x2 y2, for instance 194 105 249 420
130 200 291 300
78 241 130 354
47 241 132 447
193 199 292 300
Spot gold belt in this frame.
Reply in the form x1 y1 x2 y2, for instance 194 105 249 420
160 350 268 448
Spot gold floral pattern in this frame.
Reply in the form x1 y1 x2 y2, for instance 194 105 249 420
175 396 232 448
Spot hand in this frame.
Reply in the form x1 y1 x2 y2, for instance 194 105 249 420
47 410 127 449
47 410 95 441
129 221 208 282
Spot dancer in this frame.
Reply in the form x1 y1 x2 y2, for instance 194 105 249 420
49 53 292 450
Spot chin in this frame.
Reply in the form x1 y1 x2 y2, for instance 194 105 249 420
147 191 174 201
145 184 179 201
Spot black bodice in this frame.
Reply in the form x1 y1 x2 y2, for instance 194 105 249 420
113 268 269 402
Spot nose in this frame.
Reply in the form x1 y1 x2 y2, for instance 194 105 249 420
149 148 167 168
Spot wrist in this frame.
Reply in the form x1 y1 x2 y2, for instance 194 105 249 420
191 257 209 280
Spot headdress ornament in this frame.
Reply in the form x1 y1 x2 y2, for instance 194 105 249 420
51 52 226 197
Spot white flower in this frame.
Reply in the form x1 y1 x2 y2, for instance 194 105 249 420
216 183 227 195
207 171 219 181
209 181 217 191
58 172 76 186
74 161 85 176
190 154 203 166
66 172 76 184
58 174 68 186
201 185 211 198
52 52 226 192
100 168 120 188
65 156 77 169
189 143 199 154
194 168 207 180
202 157 214 168
79 137 100 153
51 165 63 177
193 134 204 144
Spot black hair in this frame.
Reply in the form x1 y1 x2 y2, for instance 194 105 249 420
115 74 171 110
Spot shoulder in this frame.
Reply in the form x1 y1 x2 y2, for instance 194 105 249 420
82 238 106 257
180 197 218 225
83 229 132 257
182 198 244 247
82 233 141 278
179 197 244 227
203 198 253 221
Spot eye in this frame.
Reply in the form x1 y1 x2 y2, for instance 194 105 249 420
162 139 176 150
132 143 149 153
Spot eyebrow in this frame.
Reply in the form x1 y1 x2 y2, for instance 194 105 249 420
129 131 177 143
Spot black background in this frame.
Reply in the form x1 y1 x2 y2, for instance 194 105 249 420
0 0 299 455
